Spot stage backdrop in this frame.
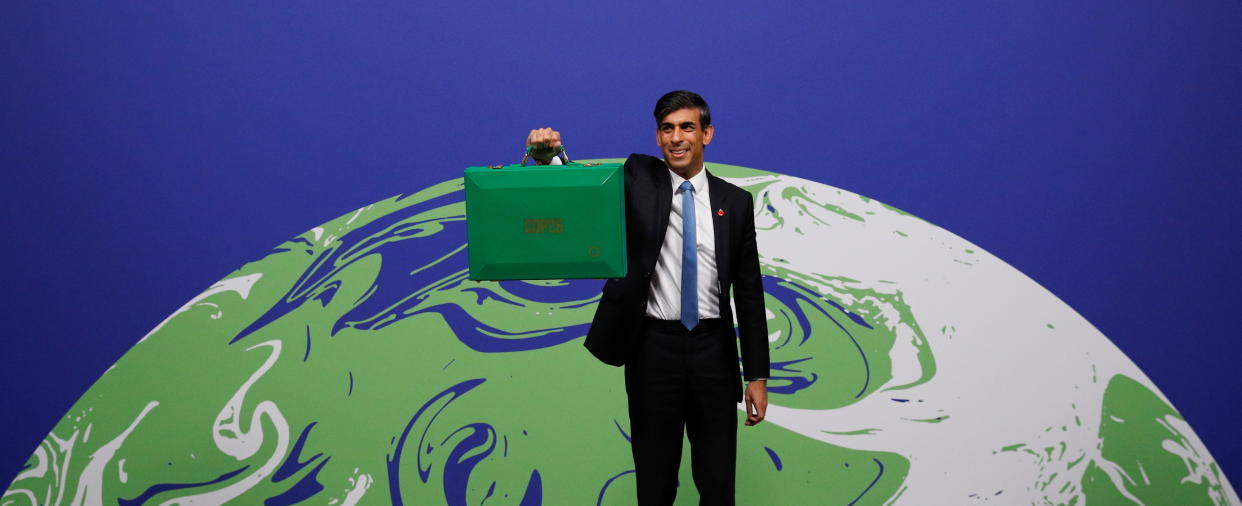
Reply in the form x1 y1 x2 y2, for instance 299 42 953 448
3 1 1240 505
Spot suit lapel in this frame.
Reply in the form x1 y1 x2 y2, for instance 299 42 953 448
707 169 731 291
652 164 673 254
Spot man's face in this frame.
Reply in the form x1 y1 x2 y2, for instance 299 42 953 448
657 107 714 176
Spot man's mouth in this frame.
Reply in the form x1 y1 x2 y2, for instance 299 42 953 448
669 148 688 158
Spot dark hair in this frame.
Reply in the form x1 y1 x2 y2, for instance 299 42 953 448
653 90 711 128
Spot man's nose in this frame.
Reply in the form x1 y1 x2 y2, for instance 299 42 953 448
671 129 685 143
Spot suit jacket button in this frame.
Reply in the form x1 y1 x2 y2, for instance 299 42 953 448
644 271 652 279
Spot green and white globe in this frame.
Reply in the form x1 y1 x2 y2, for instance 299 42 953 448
3 161 1236 505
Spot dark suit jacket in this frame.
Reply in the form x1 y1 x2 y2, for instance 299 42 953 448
584 154 770 397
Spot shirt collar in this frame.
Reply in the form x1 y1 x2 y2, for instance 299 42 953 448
669 164 709 194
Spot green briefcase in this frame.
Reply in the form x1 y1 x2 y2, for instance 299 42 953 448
464 162 627 280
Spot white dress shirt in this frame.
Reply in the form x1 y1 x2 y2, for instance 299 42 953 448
646 165 720 320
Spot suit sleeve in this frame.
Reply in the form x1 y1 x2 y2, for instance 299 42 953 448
733 192 770 381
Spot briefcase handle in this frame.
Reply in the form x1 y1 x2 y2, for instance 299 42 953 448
519 145 571 166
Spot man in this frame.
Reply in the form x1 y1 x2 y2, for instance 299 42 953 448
526 90 769 505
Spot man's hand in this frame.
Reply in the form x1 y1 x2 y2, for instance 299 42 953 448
526 127 562 164
744 380 767 426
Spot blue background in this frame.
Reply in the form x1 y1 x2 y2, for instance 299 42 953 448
3 0 1240 486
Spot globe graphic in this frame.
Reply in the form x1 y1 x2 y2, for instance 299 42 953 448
3 161 1236 505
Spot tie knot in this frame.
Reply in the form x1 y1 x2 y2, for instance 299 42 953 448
679 180 694 194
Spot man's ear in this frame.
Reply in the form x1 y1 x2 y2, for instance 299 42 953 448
703 124 714 146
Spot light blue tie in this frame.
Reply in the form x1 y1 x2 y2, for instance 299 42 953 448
679 180 699 331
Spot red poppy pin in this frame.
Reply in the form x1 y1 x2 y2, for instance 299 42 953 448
717 209 725 216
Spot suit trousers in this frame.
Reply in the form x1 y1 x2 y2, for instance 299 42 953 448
625 317 738 506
